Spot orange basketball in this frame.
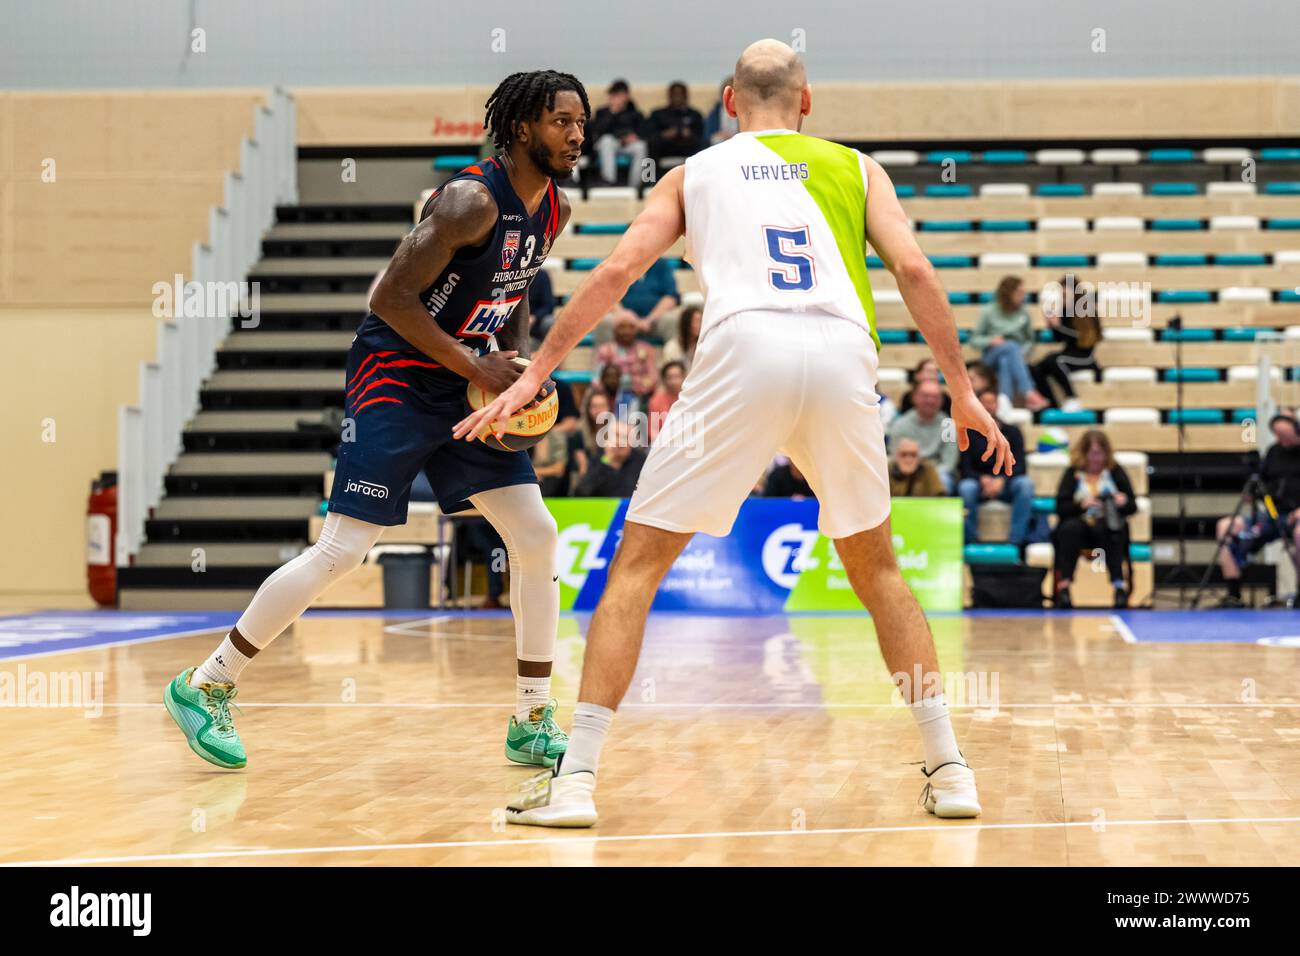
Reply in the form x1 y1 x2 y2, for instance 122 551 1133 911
465 357 559 451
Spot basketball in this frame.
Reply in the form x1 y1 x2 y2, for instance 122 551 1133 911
465 357 559 451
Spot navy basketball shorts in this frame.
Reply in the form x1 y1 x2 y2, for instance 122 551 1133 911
327 345 537 527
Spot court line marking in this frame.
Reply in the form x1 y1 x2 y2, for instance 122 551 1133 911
29 701 1300 710
7 814 1300 867
1109 614 1138 644
0 625 234 663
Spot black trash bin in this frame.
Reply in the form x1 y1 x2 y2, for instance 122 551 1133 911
376 546 432 609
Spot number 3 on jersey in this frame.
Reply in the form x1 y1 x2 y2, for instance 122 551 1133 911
763 225 817 292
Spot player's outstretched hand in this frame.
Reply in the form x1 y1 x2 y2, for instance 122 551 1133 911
950 391 1016 477
453 366 544 442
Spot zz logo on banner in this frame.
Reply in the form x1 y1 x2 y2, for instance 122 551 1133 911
458 296 523 338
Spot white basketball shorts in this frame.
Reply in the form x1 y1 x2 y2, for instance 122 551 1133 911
626 309 891 539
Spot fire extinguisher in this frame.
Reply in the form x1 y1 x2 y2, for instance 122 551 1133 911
87 470 118 606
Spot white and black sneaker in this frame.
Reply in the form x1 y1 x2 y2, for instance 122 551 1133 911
919 760 982 819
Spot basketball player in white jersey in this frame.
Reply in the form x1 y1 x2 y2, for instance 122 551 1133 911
455 40 1013 827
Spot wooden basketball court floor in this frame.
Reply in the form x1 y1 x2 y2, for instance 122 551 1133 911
1 608 1298 867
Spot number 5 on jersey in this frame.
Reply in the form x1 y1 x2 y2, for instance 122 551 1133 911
763 225 817 292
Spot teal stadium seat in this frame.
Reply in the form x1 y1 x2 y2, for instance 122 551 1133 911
1277 289 1300 302
982 150 1028 164
1222 327 1275 342
981 219 1032 231
1147 148 1195 162
1037 183 1086 197
433 154 479 171
929 255 973 268
866 256 884 269
927 150 972 164
1167 409 1225 424
1151 219 1204 231
1160 327 1214 342
919 220 975 232
577 223 628 234
1150 182 1199 196
947 291 973 304
1260 148 1300 161
1041 409 1098 425
569 258 602 270
1032 496 1056 515
1157 289 1212 303
553 370 593 384
895 184 917 198
924 184 974 197
1232 409 1259 424
1264 182 1300 195
1162 367 1220 382
1265 218 1300 230
1129 543 1153 562
877 329 911 345
1154 254 1209 266
963 543 1021 565
1036 254 1091 267
1214 253 1267 266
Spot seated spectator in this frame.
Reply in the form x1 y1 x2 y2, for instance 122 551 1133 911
973 276 1048 411
661 304 702 370
704 75 739 144
1032 273 1101 412
588 79 648 186
620 257 680 339
532 393 581 497
888 380 958 493
889 438 945 497
958 387 1032 546
763 457 815 499
595 314 658 407
575 422 647 496
899 358 952 415
1214 412 1300 607
966 361 1013 420
647 360 686 441
1051 428 1137 609
648 81 706 164
577 386 613 479
527 268 557 342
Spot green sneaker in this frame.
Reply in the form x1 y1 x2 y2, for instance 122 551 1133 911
504 699 568 768
163 667 246 769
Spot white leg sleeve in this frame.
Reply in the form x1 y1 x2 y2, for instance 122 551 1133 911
235 512 384 647
469 483 559 663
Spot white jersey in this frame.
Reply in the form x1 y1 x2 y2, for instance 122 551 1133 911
681 129 881 349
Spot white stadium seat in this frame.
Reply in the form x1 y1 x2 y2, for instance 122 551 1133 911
1092 182 1143 197
587 186 638 201
1284 326 1300 340
1273 250 1300 265
1104 408 1160 425
877 367 908 385
1102 327 1154 342
680 290 705 307
1069 370 1095 384
1203 147 1252 163
873 288 904 304
979 182 1031 197
1102 366 1158 383
870 150 919 166
1038 217 1088 231
1097 251 1148 267
1094 216 1144 231
1228 365 1283 381
1003 408 1033 429
1206 181 1257 196
1025 542 1055 568
1218 287 1270 303
1209 215 1261 230
1089 148 1141 165
977 252 1031 269
1035 149 1085 165
1115 450 1149 473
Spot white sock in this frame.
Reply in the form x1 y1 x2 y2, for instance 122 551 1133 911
560 701 614 776
192 636 252 686
911 694 964 774
516 674 551 722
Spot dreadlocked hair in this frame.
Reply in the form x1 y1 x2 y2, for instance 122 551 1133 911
483 70 591 151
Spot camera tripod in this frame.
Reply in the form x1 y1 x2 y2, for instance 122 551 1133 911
1190 473 1300 609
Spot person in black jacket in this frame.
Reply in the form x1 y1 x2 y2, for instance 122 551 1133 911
588 79 648 185
647 82 706 163
958 388 1032 544
1051 428 1137 608
1213 412 1300 607
1031 274 1102 410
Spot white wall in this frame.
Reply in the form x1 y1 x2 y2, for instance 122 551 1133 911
2 0 1297 90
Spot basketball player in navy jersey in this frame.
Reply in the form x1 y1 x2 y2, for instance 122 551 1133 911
163 71 590 773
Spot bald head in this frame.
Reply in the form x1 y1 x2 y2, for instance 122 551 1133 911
733 39 806 104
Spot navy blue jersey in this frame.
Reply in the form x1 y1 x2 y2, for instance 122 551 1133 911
353 156 562 399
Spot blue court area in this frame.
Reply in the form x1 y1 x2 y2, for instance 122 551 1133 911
0 611 240 660
1113 609 1300 645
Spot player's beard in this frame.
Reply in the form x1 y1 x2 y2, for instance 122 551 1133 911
526 139 569 179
